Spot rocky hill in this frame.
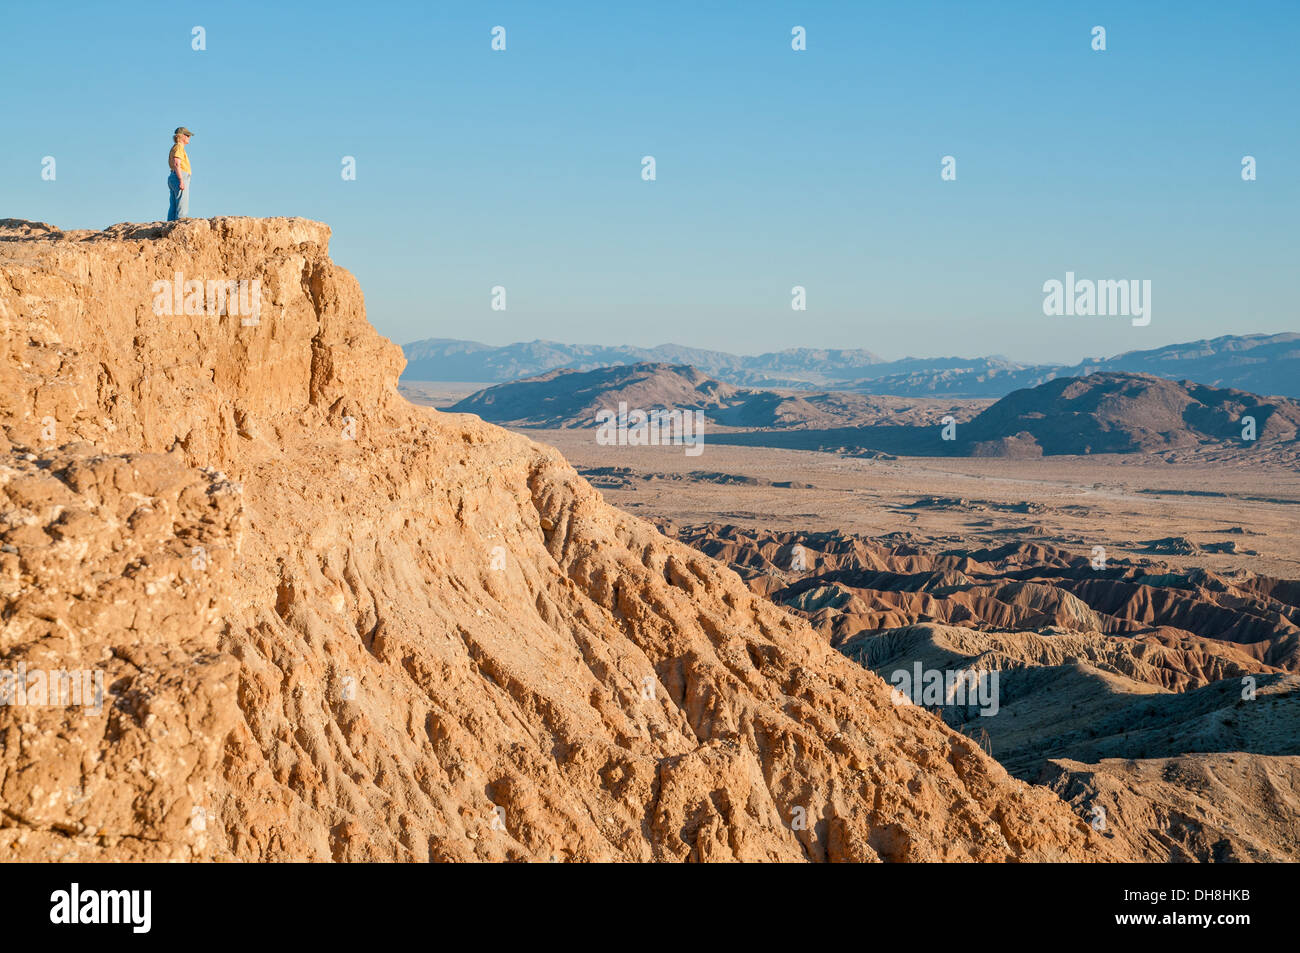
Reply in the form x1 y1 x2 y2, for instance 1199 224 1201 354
452 363 981 430
451 363 740 427
0 217 1123 862
962 372 1300 456
453 363 1299 463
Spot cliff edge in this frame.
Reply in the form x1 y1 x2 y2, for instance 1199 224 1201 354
0 217 1128 861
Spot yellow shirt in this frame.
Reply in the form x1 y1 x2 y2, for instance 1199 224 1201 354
169 143 191 175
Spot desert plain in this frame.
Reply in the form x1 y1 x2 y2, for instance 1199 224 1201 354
403 380 1300 579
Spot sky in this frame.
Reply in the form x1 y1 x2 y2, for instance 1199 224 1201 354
2 0 1296 363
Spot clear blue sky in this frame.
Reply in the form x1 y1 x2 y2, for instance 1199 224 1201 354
3 0 1296 363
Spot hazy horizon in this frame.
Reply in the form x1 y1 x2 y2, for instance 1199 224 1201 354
400 328 1292 369
4 0 1297 364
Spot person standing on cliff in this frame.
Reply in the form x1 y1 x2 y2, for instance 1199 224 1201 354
167 127 193 221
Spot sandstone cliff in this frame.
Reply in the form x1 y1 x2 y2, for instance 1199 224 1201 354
0 218 1126 861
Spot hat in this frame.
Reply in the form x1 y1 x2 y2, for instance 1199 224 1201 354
174 126 194 137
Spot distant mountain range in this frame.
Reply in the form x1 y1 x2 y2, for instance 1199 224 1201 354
402 338 880 389
403 333 1300 399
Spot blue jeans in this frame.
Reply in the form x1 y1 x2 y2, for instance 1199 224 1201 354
167 171 190 221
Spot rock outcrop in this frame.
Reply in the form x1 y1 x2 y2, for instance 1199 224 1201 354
0 217 1127 861
452 362 978 431
665 523 1300 675
660 522 1300 859
962 372 1300 455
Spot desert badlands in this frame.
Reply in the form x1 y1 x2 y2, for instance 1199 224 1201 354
0 217 1295 868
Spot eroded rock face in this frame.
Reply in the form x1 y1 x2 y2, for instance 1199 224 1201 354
1044 753 1300 862
665 523 1300 677
0 217 1128 861
0 449 240 859
659 524 1300 859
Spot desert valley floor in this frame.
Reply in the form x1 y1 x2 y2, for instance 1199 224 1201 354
403 381 1300 578
549 436 1300 576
